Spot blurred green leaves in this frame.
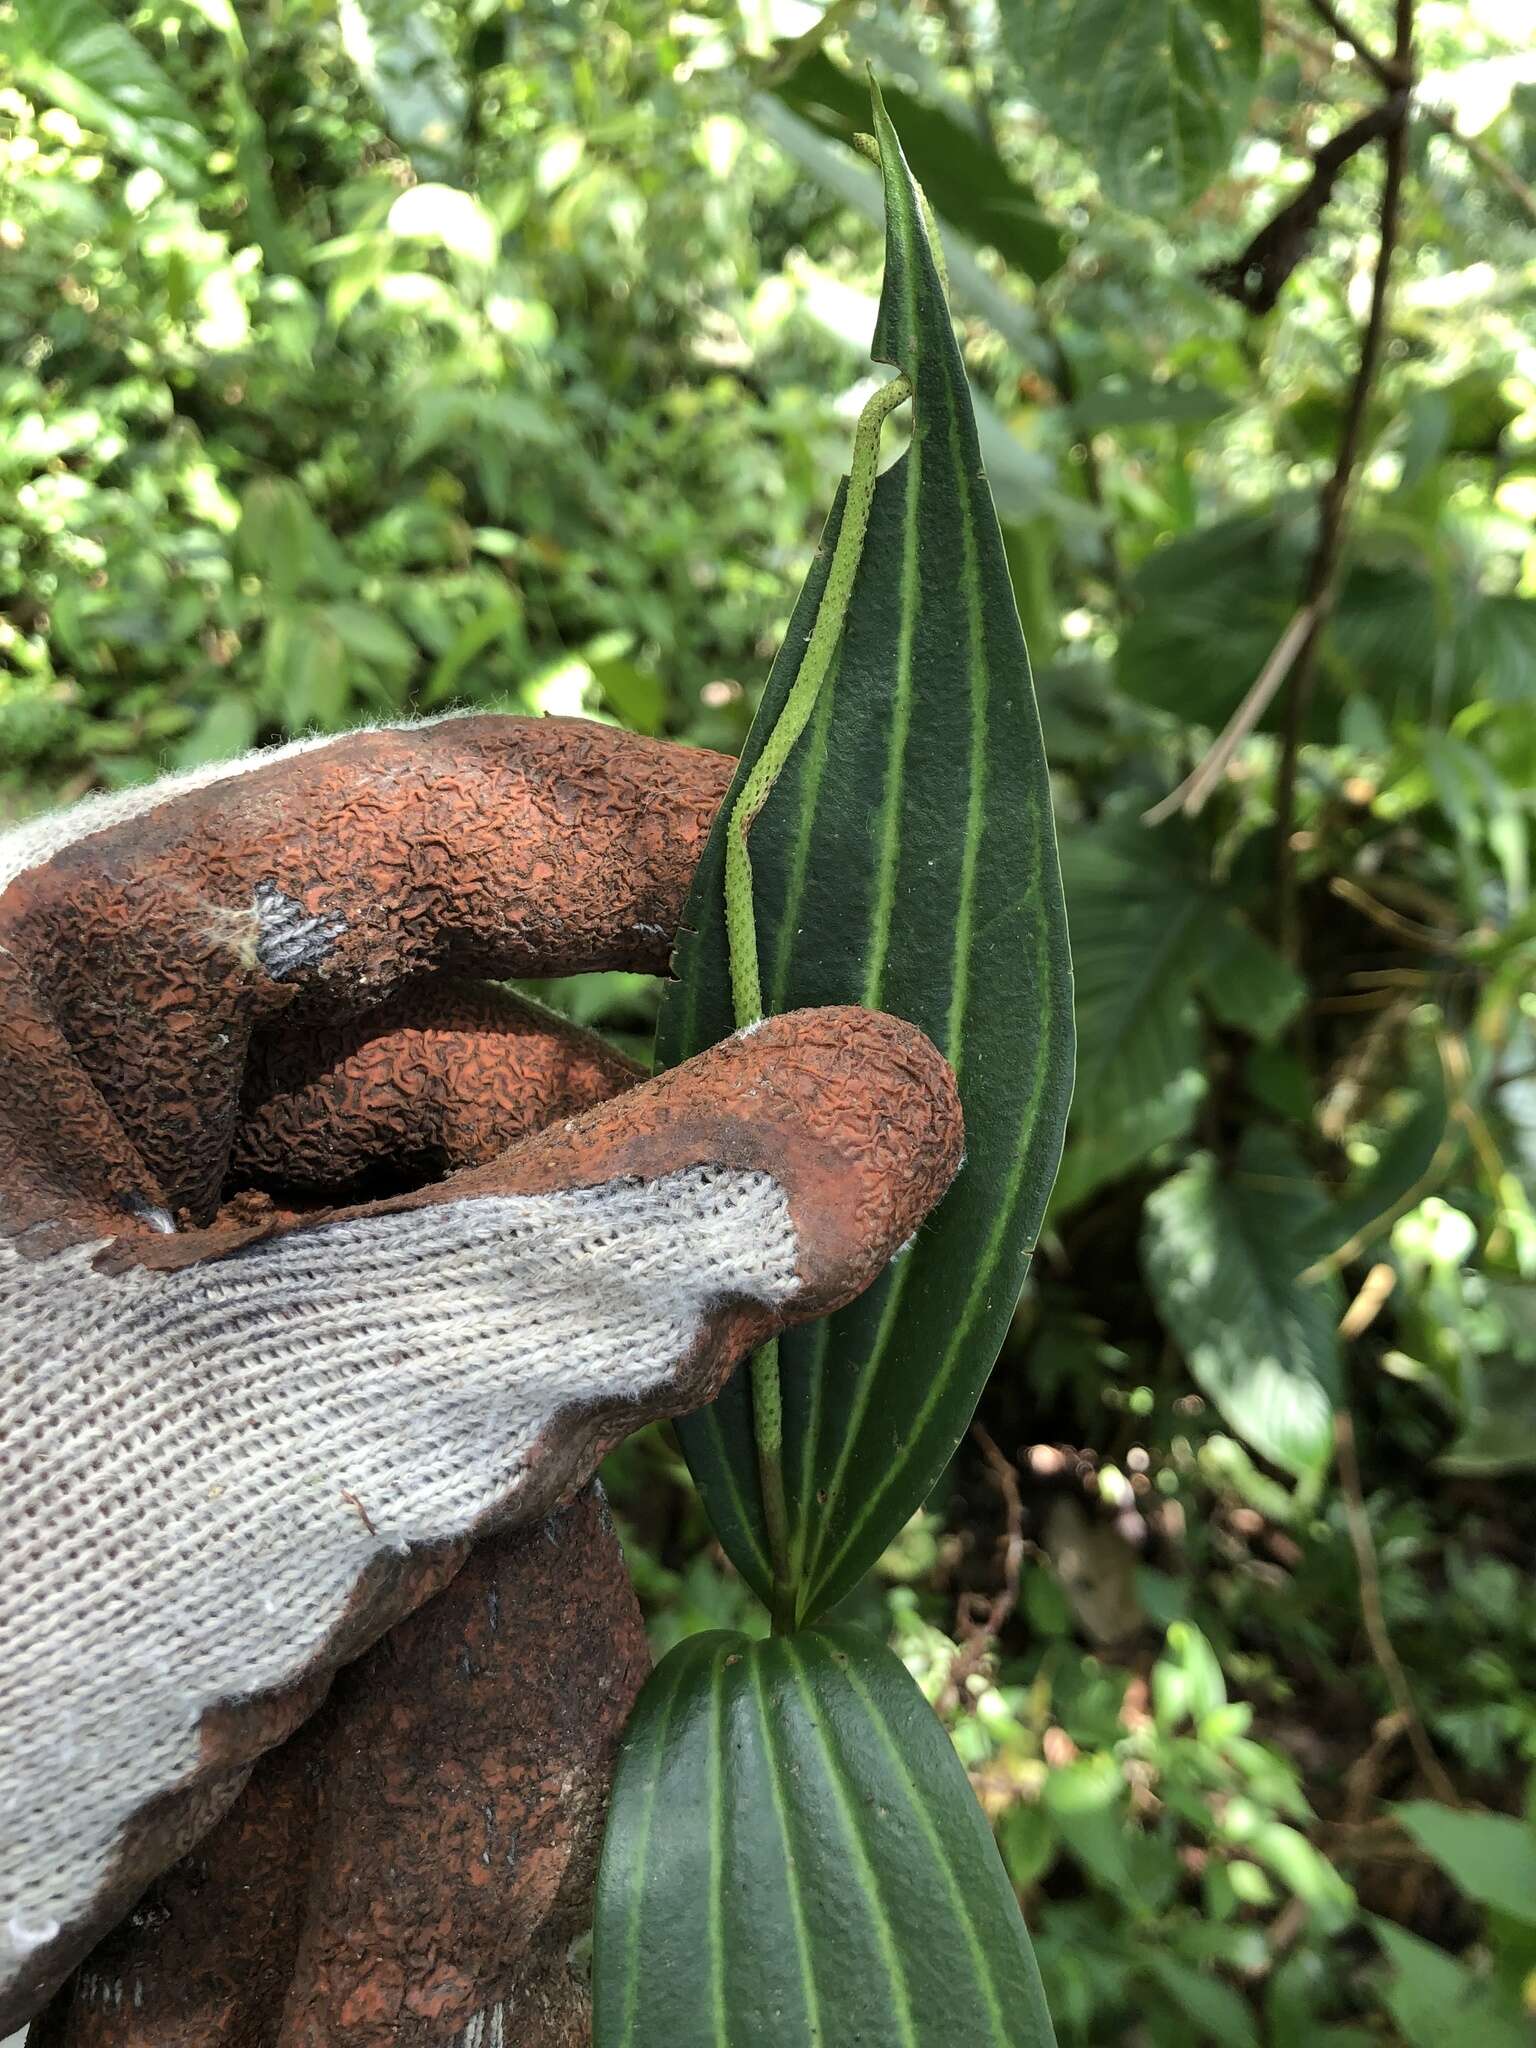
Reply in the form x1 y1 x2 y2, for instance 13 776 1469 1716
1052 825 1300 1212
1 0 205 190
1005 0 1262 211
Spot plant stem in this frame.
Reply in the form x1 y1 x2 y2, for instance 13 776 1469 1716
1275 0 1413 965
724 369 912 1022
725 367 914 1622
1302 0 1410 87
750 1341 795 1630
1334 1404 1460 1804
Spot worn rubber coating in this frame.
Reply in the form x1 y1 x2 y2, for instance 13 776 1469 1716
233 978 643 1197
31 1486 646 2048
0 716 732 1224
0 715 965 2036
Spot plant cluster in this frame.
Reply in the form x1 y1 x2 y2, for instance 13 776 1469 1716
4 0 1536 2041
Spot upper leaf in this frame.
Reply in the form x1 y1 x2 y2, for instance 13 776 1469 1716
593 1625 1058 2048
1004 0 1262 213
772 48 1065 283
656 87 1074 1620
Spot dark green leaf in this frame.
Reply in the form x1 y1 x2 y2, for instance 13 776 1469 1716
1050 824 1295 1211
337 0 467 178
593 1625 1057 2048
1470 595 1536 702
1003 0 1261 212
656 92 1074 1619
773 49 1065 283
2 0 207 190
1118 515 1301 728
1192 916 1305 1041
1142 1130 1343 1478
1119 515 1447 729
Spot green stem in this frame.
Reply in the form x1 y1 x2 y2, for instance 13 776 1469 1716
726 367 914 1627
724 368 913 1023
751 1340 794 1630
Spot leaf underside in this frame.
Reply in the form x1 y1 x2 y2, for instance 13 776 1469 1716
655 89 1074 1621
593 1626 1058 2048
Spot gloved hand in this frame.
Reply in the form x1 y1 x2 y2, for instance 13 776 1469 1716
0 714 963 2034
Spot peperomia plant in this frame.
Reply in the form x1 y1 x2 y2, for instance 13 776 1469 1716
592 89 1073 2045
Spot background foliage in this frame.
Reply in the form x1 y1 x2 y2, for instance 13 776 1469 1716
3 0 1536 2040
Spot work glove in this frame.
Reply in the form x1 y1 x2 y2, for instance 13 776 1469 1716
0 714 964 2035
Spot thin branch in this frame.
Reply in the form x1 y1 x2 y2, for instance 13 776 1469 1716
1334 1406 1460 1804
1274 4 1536 226
942 1424 1027 1708
1275 0 1414 964
1338 1261 1396 1340
1205 93 1409 313
1302 0 1407 88
1328 874 1453 951
1143 604 1316 823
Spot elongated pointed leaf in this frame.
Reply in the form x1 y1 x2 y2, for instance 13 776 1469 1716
594 1626 1056 2048
656 91 1074 1620
3 0 206 191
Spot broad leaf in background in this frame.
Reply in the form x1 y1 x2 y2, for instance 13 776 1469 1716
593 1626 1057 2048
1395 1802 1536 1925
747 96 1048 367
1051 825 1301 1214
1142 1130 1343 1480
1 0 205 191
1371 1917 1533 2048
1119 514 1475 732
1004 0 1261 212
657 94 1074 1620
773 49 1065 284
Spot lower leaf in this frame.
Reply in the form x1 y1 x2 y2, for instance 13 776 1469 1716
594 1624 1056 2048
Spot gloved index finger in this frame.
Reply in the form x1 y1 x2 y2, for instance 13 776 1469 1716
0 716 733 1226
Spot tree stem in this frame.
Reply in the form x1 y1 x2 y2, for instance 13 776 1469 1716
1276 0 1414 965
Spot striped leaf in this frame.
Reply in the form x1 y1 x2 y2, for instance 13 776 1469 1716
593 1625 1057 2048
655 90 1074 1619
